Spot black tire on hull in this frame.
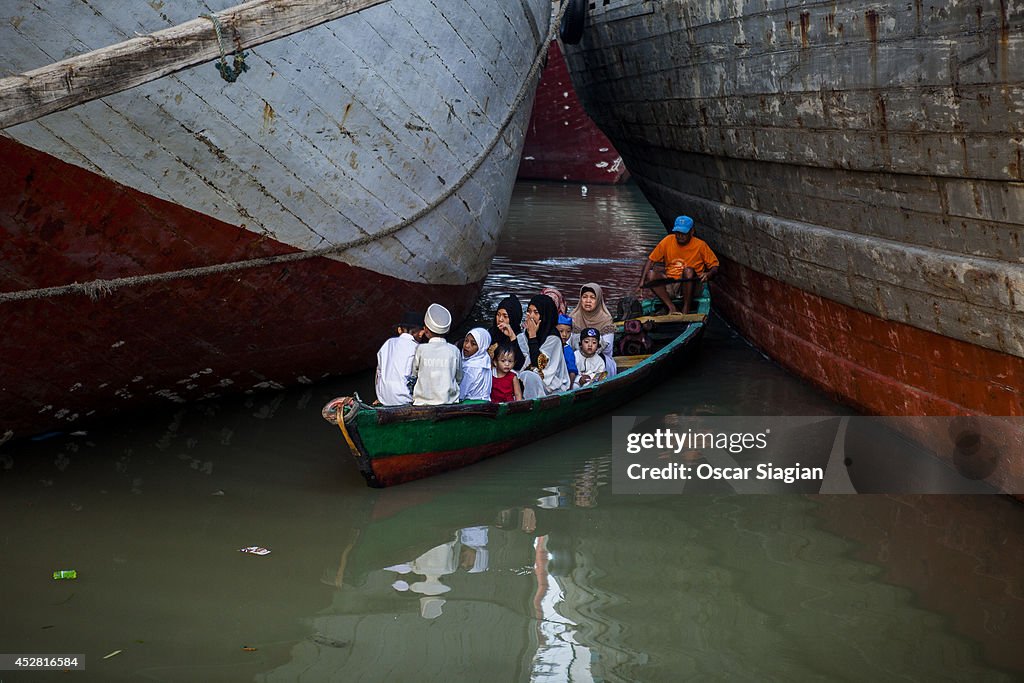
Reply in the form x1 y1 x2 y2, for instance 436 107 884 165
560 0 587 44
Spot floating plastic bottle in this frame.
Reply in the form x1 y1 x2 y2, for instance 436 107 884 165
52 569 77 580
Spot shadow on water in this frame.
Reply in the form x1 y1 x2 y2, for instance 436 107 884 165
2 182 1022 681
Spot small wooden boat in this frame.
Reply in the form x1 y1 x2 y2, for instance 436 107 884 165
322 293 710 487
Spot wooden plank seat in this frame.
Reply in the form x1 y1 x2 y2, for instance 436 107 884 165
614 354 653 369
614 312 705 328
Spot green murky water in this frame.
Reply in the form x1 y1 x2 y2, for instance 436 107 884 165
2 182 1022 682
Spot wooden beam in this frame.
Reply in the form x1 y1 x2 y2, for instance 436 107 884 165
615 312 706 327
0 0 391 129
614 354 653 369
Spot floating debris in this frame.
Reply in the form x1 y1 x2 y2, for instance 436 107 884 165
310 634 347 648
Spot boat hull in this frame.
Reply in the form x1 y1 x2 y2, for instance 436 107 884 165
329 296 709 487
0 0 551 441
517 42 628 184
561 1 1024 423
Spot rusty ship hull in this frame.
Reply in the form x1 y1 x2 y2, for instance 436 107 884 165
562 1 1023 486
518 42 628 184
0 0 551 442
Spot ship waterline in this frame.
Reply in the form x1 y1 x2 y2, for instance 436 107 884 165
562 2 1023 417
0 0 552 440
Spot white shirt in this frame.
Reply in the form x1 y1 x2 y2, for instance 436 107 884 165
459 328 493 401
375 333 419 405
570 331 617 377
517 332 571 394
575 350 607 384
412 337 464 405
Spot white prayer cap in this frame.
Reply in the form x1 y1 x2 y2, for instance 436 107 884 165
424 303 452 334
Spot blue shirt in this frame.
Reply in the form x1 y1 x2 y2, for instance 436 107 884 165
563 343 577 374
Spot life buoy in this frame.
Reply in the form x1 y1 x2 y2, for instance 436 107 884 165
559 0 587 45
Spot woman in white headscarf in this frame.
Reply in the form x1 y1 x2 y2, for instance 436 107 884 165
459 327 493 401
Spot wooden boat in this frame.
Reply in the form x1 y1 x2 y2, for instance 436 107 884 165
0 0 553 444
322 292 710 487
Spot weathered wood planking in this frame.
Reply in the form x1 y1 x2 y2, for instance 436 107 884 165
0 0 392 129
0 0 552 441
563 0 1024 359
1 0 549 285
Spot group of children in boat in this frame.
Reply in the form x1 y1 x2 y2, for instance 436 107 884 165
374 283 618 407
374 213 719 407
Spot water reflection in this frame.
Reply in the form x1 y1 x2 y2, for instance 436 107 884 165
469 182 666 327
254 440 1022 682
295 490 1023 682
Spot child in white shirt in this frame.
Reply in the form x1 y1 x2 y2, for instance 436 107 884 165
459 327 493 401
374 311 423 405
574 327 607 387
412 303 464 405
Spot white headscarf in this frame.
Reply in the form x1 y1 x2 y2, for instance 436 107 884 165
459 327 493 400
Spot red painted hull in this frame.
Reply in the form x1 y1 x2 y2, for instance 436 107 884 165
713 259 1024 490
0 137 480 440
517 43 629 184
366 438 540 488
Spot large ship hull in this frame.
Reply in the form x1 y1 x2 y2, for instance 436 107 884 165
0 0 551 441
562 1 1023 487
518 42 629 184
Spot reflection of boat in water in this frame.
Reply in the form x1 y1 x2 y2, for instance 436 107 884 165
813 495 1024 673
0 0 552 443
560 2 1024 478
264 462 1024 681
264 456 612 682
322 293 708 487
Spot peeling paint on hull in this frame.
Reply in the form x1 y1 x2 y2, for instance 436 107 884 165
0 0 551 440
563 0 1024 407
0 135 481 438
562 0 1023 492
714 259 1024 491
